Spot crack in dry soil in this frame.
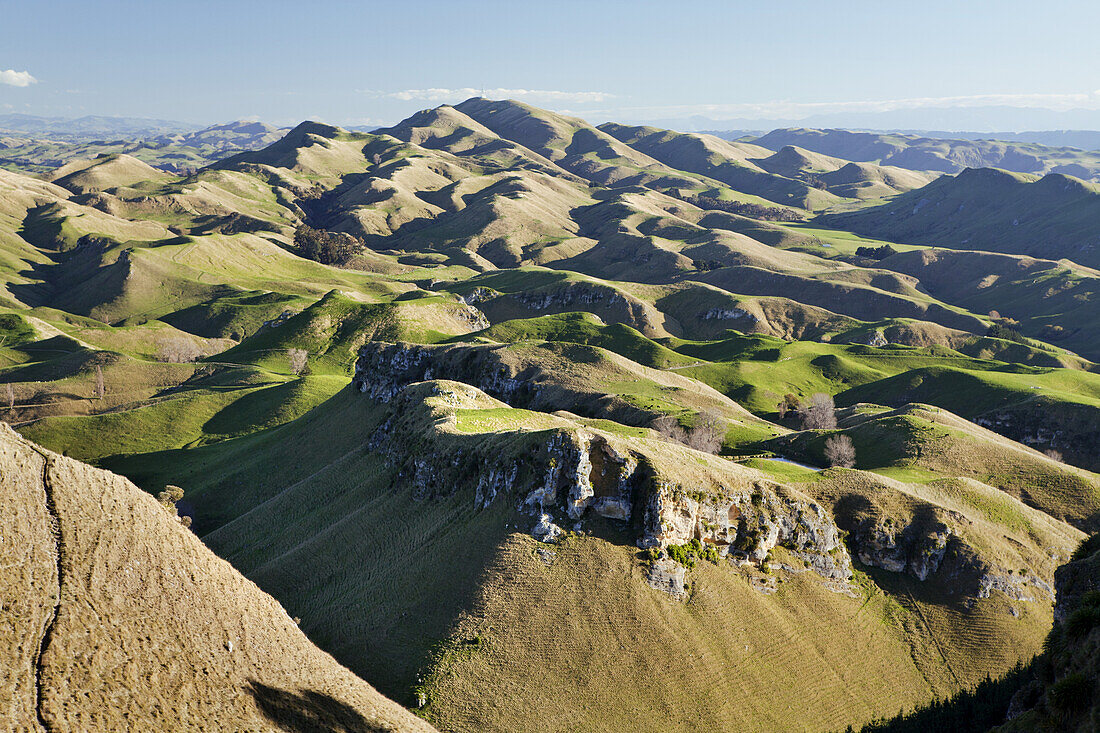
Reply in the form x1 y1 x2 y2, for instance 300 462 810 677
32 452 62 733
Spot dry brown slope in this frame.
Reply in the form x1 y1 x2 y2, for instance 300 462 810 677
0 423 433 733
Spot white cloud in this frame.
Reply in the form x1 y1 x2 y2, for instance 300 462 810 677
0 69 37 87
362 88 613 104
590 90 1100 121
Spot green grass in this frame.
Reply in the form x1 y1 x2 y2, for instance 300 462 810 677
21 373 344 461
453 406 567 433
469 312 698 369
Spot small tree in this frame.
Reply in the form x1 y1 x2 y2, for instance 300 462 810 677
686 410 724 454
287 348 309 375
652 414 687 444
653 411 724 454
1044 448 1064 463
5 382 13 411
777 393 800 418
798 393 837 430
94 364 105 399
293 224 362 266
824 434 856 468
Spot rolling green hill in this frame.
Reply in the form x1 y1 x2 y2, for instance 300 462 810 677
2 97 1100 732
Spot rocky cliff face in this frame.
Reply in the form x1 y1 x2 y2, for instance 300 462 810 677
355 360 854 594
1053 540 1100 623
471 281 670 338
847 514 1055 601
353 339 730 430
354 344 1071 606
974 403 1100 473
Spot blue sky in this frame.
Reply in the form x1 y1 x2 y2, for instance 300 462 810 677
2 0 1099 128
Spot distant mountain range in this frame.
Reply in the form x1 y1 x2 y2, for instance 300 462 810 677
634 105 1100 137
711 128 1100 154
739 128 1100 181
0 113 199 139
0 119 290 174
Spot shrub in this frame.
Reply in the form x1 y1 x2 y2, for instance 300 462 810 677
1072 534 1100 562
777 393 800 418
666 542 697 569
158 485 184 506
1049 673 1092 713
735 522 762 552
1065 606 1100 639
157 485 192 529
665 538 721 568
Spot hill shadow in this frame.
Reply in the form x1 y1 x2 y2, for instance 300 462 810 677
245 680 392 733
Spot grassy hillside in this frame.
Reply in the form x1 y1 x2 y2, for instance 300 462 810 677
825 168 1100 268
769 403 1100 528
3 97 1100 732
98 380 1078 731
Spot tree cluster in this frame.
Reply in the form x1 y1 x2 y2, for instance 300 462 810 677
155 336 205 363
670 191 805 222
293 224 364 266
799 173 829 190
779 392 841 430
987 322 1029 345
855 244 899 259
653 410 725 454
